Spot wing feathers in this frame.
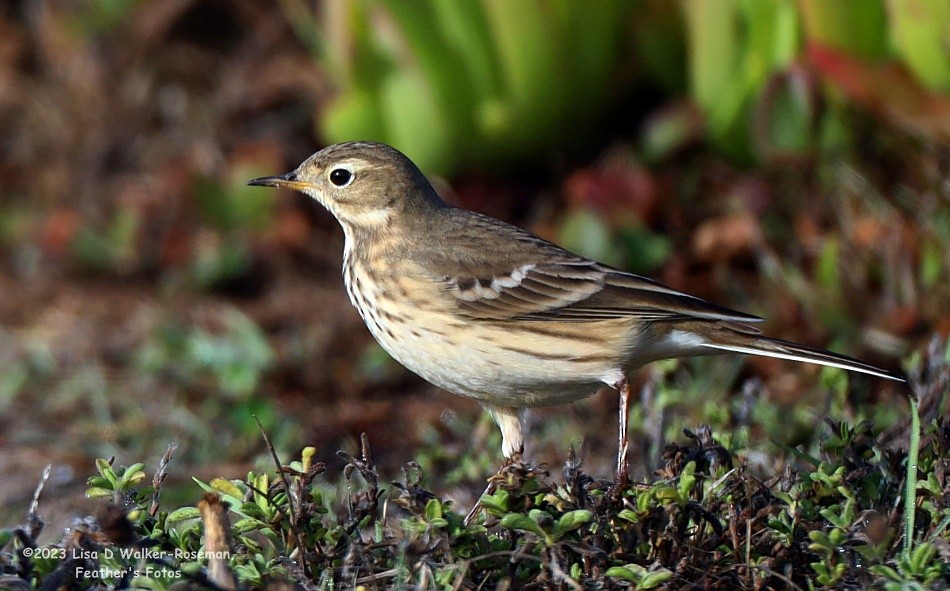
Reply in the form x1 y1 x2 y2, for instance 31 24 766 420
445 260 761 324
426 209 762 325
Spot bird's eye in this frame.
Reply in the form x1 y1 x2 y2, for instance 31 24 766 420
329 168 353 187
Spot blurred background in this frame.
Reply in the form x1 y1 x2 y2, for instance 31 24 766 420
0 0 947 528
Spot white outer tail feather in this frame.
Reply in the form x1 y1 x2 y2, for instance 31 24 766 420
699 342 903 382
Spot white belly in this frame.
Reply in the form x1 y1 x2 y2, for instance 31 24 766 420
342 251 623 407
372 311 608 406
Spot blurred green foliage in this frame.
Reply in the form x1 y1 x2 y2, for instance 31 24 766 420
557 210 671 276
128 309 297 460
75 0 142 35
311 0 632 174
135 310 274 401
686 0 949 162
194 164 276 235
191 164 276 289
887 0 950 90
299 0 948 172
684 0 800 161
71 208 141 273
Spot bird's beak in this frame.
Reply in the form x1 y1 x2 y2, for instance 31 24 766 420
247 171 310 191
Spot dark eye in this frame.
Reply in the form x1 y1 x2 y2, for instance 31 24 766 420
329 168 353 187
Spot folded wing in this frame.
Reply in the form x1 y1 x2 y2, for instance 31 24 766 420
419 210 762 325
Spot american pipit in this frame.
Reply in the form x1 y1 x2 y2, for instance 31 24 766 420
248 142 903 483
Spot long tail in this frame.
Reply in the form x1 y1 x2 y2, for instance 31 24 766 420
700 333 904 382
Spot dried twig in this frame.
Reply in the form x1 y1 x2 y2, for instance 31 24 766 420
149 443 177 519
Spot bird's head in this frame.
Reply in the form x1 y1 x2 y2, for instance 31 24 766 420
248 142 441 230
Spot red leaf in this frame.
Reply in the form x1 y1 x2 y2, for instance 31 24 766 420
807 43 950 143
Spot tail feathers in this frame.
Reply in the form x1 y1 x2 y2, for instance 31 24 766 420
700 336 905 382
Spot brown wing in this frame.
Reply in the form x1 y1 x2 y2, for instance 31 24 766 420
439 260 761 323
418 209 762 325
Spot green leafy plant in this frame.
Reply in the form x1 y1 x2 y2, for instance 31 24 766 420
306 0 632 175
683 0 950 161
2 350 947 589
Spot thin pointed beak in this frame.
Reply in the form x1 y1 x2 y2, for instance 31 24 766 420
247 171 310 191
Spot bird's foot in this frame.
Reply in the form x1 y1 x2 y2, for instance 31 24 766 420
608 469 631 503
464 452 549 526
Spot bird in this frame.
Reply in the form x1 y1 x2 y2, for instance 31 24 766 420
248 141 904 485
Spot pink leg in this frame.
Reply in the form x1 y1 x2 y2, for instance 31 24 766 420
617 376 631 486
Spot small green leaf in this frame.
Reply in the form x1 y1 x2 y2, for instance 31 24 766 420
527 508 549 523
233 517 265 534
123 462 145 477
85 487 113 498
652 484 679 502
617 509 640 523
605 566 637 581
677 461 697 501
424 498 442 521
640 568 674 589
499 512 547 539
95 458 116 482
478 489 510 515
86 476 112 490
552 509 592 539
121 468 147 488
209 478 244 499
167 507 201 523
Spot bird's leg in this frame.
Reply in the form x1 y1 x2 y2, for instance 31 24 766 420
465 404 524 526
616 375 632 488
486 404 524 458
